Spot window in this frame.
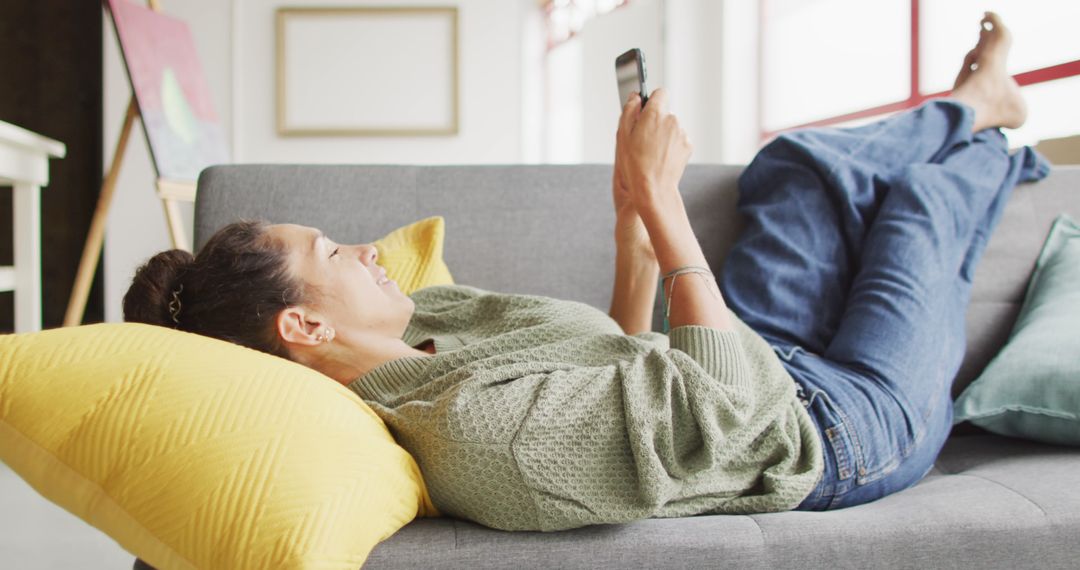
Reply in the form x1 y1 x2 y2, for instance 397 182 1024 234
760 0 1080 147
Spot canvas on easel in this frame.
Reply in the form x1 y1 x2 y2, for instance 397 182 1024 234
108 0 229 183
64 0 229 326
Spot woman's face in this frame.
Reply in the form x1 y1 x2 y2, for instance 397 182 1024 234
267 223 414 339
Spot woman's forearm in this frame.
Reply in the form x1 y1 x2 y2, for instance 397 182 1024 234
639 188 734 331
609 246 659 335
613 87 725 330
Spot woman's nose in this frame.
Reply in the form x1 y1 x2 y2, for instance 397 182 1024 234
358 243 378 265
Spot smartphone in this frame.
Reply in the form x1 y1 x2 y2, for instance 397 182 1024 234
615 48 649 108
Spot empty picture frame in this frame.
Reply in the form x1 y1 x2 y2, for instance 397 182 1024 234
276 6 459 136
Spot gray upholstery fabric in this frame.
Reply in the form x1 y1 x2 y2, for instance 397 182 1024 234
362 436 1080 570
186 163 1080 569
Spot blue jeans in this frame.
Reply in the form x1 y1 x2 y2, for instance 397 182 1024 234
720 101 1050 510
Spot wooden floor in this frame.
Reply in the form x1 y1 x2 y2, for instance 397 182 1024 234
0 462 131 569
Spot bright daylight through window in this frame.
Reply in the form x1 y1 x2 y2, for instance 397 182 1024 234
761 0 1080 148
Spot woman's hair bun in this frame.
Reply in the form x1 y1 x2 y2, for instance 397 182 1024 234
123 249 196 327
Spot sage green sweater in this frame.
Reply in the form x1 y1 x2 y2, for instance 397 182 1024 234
348 285 823 531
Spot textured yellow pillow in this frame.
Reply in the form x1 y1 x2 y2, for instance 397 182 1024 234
372 216 454 295
0 323 436 569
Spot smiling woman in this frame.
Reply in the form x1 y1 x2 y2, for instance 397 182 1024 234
123 220 429 383
261 223 428 384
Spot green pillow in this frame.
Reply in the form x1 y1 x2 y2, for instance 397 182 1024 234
954 214 1080 445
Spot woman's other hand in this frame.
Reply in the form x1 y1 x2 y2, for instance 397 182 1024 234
614 88 693 218
612 92 655 261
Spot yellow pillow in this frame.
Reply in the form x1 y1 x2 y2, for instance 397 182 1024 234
372 216 454 295
0 323 436 569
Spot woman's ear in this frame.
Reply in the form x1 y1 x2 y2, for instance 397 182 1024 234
276 306 324 347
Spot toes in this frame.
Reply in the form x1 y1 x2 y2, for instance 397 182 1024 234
971 11 1011 68
981 12 1011 43
963 49 978 71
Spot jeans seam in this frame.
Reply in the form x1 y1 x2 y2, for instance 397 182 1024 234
830 401 869 481
825 425 853 481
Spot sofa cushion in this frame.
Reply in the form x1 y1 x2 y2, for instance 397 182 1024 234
954 214 1080 444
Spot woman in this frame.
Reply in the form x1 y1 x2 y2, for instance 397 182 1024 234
125 14 1047 529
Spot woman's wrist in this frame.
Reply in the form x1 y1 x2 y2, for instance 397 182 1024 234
635 181 686 229
614 206 656 260
614 231 657 262
637 190 707 273
615 244 659 275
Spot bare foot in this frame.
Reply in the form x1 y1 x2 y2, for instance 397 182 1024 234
950 12 1027 131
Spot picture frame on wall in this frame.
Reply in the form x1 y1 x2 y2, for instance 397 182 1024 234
276 6 459 137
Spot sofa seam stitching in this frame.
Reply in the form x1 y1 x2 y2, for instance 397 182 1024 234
952 473 1049 518
746 514 767 545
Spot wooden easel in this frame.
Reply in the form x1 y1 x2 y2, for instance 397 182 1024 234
63 0 197 327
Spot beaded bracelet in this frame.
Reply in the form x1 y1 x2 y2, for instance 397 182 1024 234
660 264 717 333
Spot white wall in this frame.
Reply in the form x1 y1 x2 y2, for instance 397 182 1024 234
233 0 524 164
718 0 761 164
103 0 527 322
578 0 665 163
542 0 665 164
664 0 736 164
542 0 755 165
520 3 547 164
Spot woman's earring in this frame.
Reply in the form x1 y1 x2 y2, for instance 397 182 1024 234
314 327 335 344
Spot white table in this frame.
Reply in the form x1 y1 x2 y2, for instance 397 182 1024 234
0 120 66 332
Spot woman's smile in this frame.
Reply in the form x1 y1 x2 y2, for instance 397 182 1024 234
372 266 395 288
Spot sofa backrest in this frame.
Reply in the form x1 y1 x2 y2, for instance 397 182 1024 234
195 164 1080 395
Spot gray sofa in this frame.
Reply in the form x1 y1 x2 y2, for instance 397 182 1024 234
169 163 1080 568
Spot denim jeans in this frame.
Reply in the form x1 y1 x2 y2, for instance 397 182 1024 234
720 100 1050 510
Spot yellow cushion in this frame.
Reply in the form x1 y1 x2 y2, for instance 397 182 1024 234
372 216 454 295
0 323 436 569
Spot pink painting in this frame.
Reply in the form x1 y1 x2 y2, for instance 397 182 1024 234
107 0 229 181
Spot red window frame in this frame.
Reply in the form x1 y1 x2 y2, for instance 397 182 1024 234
758 0 1080 141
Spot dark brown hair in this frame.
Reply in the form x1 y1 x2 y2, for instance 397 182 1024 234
122 220 306 358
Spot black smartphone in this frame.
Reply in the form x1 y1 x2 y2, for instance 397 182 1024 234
615 48 649 108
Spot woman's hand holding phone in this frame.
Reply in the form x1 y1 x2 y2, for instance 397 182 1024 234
615 88 693 223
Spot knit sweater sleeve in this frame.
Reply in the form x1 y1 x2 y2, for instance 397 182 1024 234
667 325 752 389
